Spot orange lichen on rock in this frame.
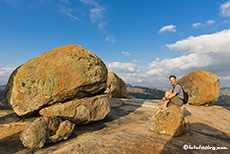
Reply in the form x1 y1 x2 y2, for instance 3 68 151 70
4 45 108 116
150 105 188 136
107 71 128 98
178 70 220 106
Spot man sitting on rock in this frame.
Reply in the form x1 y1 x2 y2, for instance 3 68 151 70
149 75 184 120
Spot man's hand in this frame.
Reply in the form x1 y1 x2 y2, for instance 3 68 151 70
162 97 166 101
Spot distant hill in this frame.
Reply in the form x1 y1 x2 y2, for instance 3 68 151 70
127 84 230 105
209 87 230 107
0 84 11 110
126 84 165 99
219 87 230 96
217 87 230 101
0 85 5 98
0 84 6 91
1 82 229 106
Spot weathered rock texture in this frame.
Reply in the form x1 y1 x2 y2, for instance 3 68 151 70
20 116 75 149
150 105 188 136
20 116 59 148
107 71 128 98
50 120 75 143
178 70 220 106
40 94 110 124
1 99 230 154
4 45 108 116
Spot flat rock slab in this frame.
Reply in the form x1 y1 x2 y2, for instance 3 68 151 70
0 99 230 154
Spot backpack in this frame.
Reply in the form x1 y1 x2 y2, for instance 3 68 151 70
173 83 189 104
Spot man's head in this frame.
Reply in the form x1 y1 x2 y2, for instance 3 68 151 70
169 75 177 86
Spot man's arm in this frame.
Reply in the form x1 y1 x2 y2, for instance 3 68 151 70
163 92 177 101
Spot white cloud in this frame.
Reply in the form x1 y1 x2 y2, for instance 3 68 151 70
224 20 230 23
90 7 105 22
80 0 107 31
98 21 107 31
121 51 131 56
155 57 161 61
105 36 116 44
107 29 230 87
219 75 230 80
166 29 230 54
159 24 176 33
147 53 211 75
106 62 146 84
192 23 202 28
132 59 140 63
106 62 137 73
220 0 230 16
0 68 15 84
56 4 80 21
192 20 215 28
207 20 215 25
80 0 97 6
148 29 230 86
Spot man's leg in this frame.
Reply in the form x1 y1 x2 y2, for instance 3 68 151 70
150 104 164 119
162 91 172 109
170 96 183 107
150 91 172 119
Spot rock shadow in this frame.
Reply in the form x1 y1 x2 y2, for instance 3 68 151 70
0 112 21 124
71 98 147 136
0 132 25 154
183 107 192 117
159 122 230 154
0 98 148 153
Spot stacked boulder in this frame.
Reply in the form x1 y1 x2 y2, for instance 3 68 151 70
178 70 220 106
40 94 110 124
106 71 128 98
4 45 110 148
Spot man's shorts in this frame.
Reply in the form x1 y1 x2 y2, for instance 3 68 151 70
167 96 183 107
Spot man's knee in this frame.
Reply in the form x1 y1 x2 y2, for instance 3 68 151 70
165 91 172 97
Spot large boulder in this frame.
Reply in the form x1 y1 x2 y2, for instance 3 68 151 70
20 116 75 148
40 94 110 124
4 45 108 116
150 105 188 136
107 71 128 98
178 70 220 106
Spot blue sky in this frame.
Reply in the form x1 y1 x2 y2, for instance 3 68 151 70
0 0 230 87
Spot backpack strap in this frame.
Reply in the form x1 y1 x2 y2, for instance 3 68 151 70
172 83 180 92
177 83 185 92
